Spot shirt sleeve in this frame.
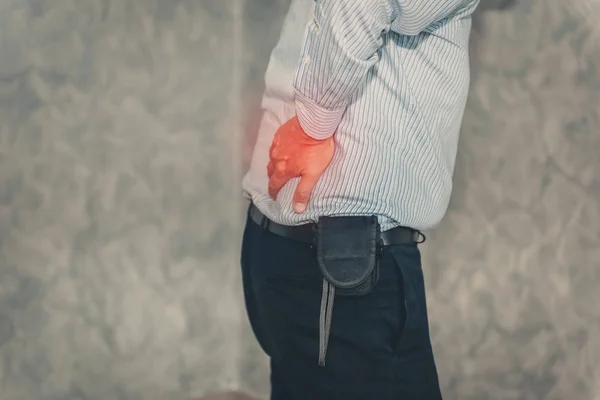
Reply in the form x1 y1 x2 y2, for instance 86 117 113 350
293 0 478 140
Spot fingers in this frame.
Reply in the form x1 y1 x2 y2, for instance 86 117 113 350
269 138 282 160
268 158 286 176
268 171 290 200
267 168 319 212
267 140 289 197
292 174 319 214
269 140 288 162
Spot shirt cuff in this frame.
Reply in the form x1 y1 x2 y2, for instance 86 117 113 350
294 91 346 140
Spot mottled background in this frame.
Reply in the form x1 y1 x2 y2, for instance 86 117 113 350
0 0 599 399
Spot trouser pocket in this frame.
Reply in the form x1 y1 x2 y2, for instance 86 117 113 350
388 244 433 356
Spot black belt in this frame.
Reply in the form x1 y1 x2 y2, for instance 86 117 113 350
248 204 424 245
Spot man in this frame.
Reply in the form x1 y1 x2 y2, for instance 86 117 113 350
241 0 479 398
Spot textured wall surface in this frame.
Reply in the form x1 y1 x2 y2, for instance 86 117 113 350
0 0 599 400
0 1 245 399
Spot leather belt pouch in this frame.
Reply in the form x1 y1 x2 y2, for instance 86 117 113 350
315 215 380 296
314 215 381 366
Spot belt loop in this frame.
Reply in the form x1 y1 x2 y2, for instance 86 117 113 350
260 214 270 230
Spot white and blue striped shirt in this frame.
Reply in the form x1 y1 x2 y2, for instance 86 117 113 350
242 0 479 231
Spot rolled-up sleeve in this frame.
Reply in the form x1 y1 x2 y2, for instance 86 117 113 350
293 0 478 140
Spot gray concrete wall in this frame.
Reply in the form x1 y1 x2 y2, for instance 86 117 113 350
0 0 599 399
0 1 244 399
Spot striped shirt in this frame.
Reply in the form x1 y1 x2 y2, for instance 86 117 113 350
242 0 479 232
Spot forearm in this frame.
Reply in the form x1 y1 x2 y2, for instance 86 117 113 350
293 0 478 140
293 0 393 139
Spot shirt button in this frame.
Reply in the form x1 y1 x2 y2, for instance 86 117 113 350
304 55 311 65
295 100 305 111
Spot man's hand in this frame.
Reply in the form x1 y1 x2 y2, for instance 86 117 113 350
267 115 334 213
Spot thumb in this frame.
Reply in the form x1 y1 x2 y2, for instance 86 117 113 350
293 174 319 214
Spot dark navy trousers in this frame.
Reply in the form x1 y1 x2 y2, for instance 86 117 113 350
241 211 443 399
